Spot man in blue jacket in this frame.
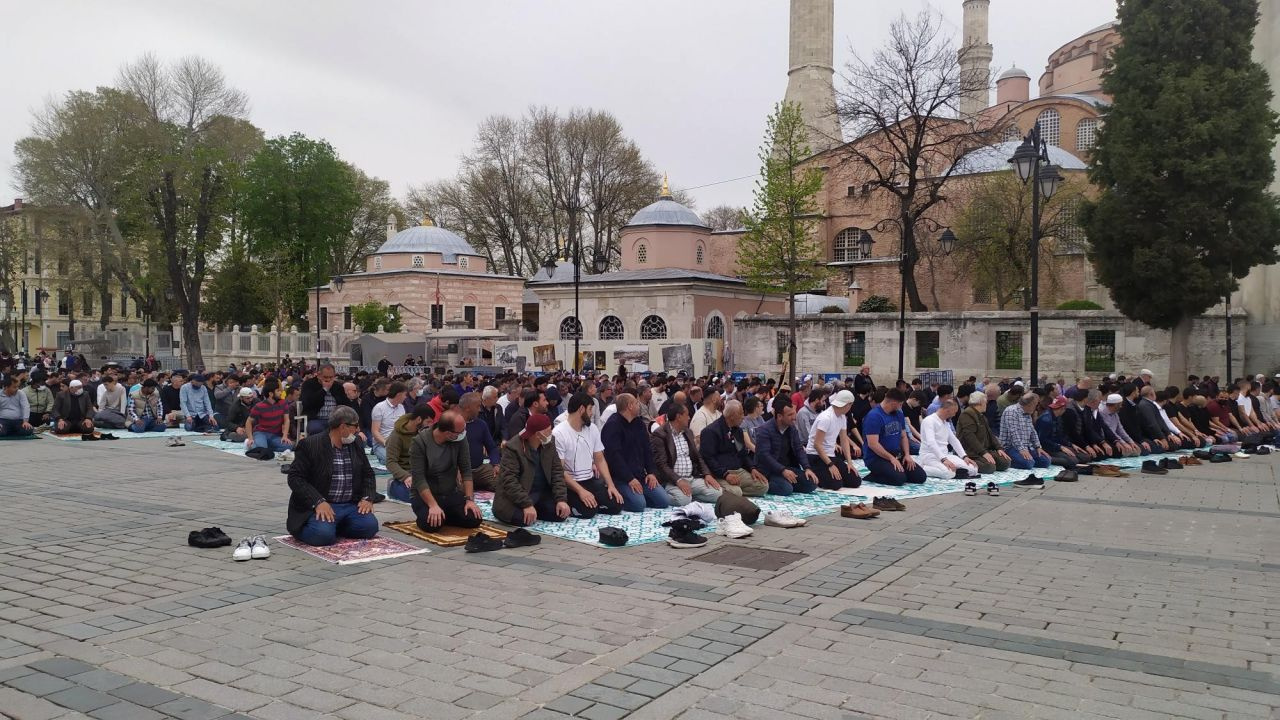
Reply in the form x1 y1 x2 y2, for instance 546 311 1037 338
753 397 819 495
600 393 668 512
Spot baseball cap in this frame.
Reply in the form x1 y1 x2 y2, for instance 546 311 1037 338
829 390 855 408
1013 380 1024 388
69 379 83 388
1105 393 1123 405
239 387 255 397
1140 369 1153 376
1049 396 1068 409
520 413 552 439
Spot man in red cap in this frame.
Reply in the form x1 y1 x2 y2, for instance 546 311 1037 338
493 413 571 526
1034 395 1080 469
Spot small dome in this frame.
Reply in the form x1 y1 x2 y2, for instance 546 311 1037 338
375 224 477 263
948 141 1088 176
999 66 1029 81
626 198 708 228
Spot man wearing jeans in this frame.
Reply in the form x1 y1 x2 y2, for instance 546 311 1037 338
247 378 293 453
1000 394 1052 469
285 406 379 547
863 389 928 486
754 397 819 495
179 374 218 433
0 376 33 437
602 393 670 511
126 379 166 433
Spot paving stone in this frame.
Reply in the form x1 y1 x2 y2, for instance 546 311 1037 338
66 670 134 692
44 685 120 713
28 658 97 678
545 694 594 714
569 683 649 711
154 695 234 720
107 682 182 708
7 671 76 697
87 701 167 720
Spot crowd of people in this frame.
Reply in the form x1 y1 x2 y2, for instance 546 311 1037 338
2 349 1271 548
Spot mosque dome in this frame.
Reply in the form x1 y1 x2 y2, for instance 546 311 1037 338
625 174 709 229
947 140 1088 176
998 65 1029 81
375 221 477 263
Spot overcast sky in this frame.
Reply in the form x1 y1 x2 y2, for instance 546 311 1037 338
0 0 1117 212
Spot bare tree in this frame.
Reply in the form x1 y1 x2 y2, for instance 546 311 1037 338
701 205 748 231
834 11 996 311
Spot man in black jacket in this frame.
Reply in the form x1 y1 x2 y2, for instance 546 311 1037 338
699 400 768 497
1135 386 1173 452
301 364 354 436
286 406 379 546
1118 383 1154 451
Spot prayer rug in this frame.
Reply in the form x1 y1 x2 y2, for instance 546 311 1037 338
193 439 391 474
383 520 507 547
46 428 206 441
272 535 429 564
0 433 39 440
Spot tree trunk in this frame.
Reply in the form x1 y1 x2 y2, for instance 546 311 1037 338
788 292 798 385
1167 316 1193 389
901 221 927 312
181 304 203 370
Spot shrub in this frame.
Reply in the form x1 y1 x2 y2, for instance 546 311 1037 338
819 304 845 313
856 295 896 313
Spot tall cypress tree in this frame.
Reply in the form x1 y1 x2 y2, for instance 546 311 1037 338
1082 0 1280 376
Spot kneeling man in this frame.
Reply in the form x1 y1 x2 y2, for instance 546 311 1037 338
918 399 979 479
410 410 483 532
493 413 571 525
285 406 379 546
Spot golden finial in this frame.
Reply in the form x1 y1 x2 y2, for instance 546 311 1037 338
420 215 435 227
659 173 671 199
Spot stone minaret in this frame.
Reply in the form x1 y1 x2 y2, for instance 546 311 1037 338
784 0 841 151
958 0 994 118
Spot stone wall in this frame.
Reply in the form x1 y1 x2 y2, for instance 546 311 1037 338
732 310 1249 384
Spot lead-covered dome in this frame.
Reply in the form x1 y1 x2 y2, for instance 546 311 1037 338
375 224 477 263
627 198 708 228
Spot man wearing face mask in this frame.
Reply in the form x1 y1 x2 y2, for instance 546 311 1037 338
494 413 571 526
180 374 218 433
53 379 95 435
24 372 55 427
409 410 483 532
286 406 380 547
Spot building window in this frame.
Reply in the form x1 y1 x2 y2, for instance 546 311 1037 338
430 304 444 329
973 286 994 304
559 316 583 340
706 315 724 340
319 307 328 331
1037 108 1061 146
696 244 704 265
56 290 67 316
1076 118 1099 153
833 227 870 262
412 255 424 268
915 331 940 368
640 315 667 340
373 256 382 270
597 315 625 340
995 331 1023 370
495 307 506 321
1003 125 1022 143
459 256 470 270
463 305 476 329
776 331 788 364
33 250 41 275
843 331 866 366
1084 330 1116 372
343 305 352 330
637 244 647 264
1056 199 1087 254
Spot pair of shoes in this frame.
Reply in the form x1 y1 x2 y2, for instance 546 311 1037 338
1141 460 1168 475
664 518 707 548
167 436 185 447
466 532 504 553
1179 456 1202 466
233 536 270 561
503 528 541 548
764 509 806 528
872 496 905 512
1208 452 1232 463
99 433 118 440
986 481 1000 496
1093 465 1129 477
717 512 754 538
841 503 880 519
1159 458 1182 471
188 527 232 548
1012 474 1044 488
81 432 99 441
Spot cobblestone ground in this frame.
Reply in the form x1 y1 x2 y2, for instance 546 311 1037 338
1 438 1278 720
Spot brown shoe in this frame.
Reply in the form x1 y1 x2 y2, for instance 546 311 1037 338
1180 456 1202 466
841 503 880 519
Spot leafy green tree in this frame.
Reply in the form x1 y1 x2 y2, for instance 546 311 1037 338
240 132 360 326
738 102 828 377
202 244 272 330
856 295 897 313
1082 0 1280 380
351 301 402 333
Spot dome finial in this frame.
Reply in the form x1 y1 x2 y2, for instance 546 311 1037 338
659 173 671 199
420 214 434 227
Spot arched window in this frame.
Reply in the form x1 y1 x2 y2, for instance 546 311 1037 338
706 315 724 339
599 315 625 340
1076 118 1099 153
373 256 382 270
412 255 424 268
833 227 868 262
1002 125 1022 143
640 315 667 340
637 244 647 264
696 244 705 265
559 316 582 340
1037 108 1061 146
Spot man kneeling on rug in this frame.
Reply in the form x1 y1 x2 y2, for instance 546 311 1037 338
494 413 571 526
286 406 380 547
410 410 483 532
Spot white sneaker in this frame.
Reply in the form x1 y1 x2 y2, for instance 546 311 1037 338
716 512 754 539
232 538 253 562
250 536 271 559
277 450 294 463
764 510 805 528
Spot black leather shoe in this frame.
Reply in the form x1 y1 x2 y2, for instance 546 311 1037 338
1141 460 1168 475
465 532 504 553
503 528 541 548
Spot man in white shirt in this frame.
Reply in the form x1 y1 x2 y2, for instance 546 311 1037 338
804 389 861 490
552 394 624 517
918 399 978 479
370 381 407 464
649 382 668 420
690 392 722 446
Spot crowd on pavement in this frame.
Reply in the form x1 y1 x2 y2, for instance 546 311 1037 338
2 347 1274 548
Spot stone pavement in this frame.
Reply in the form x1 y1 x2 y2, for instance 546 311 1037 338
0 437 1278 720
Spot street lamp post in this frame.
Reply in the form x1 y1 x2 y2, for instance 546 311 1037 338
544 241 607 374
316 275 345 367
1008 121 1064 387
858 223 957 383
